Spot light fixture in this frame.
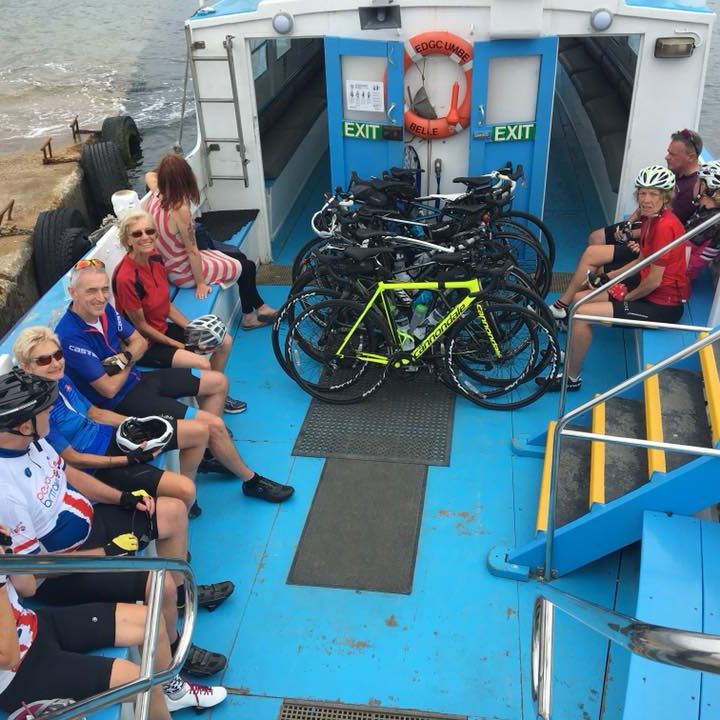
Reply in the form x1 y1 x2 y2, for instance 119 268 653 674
655 37 696 58
272 11 294 35
590 8 613 32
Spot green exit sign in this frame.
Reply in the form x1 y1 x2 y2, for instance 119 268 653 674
492 123 536 142
343 121 382 140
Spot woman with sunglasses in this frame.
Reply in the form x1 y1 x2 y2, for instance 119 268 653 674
144 153 278 330
686 160 720 280
12 326 206 516
112 211 245 413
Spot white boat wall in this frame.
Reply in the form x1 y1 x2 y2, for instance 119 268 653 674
183 0 715 263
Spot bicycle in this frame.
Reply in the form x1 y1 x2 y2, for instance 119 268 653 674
278 271 559 410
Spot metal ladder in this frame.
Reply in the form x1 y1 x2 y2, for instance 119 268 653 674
185 27 249 187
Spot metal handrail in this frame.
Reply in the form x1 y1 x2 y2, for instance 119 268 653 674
544 323 720 580
0 554 197 720
559 210 720 413
542 210 720 582
532 582 720 719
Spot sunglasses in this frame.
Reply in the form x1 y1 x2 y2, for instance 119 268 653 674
30 349 64 366
677 128 700 156
73 258 106 271
129 228 157 239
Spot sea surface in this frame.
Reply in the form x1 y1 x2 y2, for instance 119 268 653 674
0 0 718 188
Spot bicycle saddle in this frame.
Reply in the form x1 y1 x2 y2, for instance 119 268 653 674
453 175 498 189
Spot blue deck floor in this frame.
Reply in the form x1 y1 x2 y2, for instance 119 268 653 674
182 114 637 720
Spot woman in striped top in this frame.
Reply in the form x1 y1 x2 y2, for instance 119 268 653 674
145 154 277 330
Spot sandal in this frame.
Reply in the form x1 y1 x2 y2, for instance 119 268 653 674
256 310 279 323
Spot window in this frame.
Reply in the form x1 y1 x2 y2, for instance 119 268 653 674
275 38 292 58
250 39 268 79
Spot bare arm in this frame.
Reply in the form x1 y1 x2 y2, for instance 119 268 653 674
167 303 190 329
145 172 158 193
624 264 665 302
86 404 128 428
171 204 210 299
125 307 184 349
0 585 20 670
65 464 123 505
60 445 130 471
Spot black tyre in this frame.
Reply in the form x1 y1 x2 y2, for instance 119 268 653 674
495 210 556 268
32 208 88 293
101 115 142 165
445 302 559 410
285 299 391 403
81 141 129 222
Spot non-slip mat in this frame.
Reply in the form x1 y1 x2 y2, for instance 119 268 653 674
198 209 258 243
287 458 427 594
293 371 455 466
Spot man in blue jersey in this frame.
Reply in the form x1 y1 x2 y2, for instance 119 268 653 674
0 368 231 677
55 259 293 503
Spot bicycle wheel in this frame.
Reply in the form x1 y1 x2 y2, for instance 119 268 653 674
496 210 556 268
285 299 391 403
445 302 559 409
272 288 342 381
488 231 551 298
292 235 346 282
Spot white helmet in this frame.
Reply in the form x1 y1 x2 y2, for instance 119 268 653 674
635 165 676 191
699 161 720 191
116 416 173 454
185 314 227 352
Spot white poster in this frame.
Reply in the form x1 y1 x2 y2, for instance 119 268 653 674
346 80 385 113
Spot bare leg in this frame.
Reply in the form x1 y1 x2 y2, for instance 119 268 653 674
565 300 615 378
209 334 232 372
557 245 616 306
176 418 209 481
145 567 179 643
588 227 606 246
195 370 227 416
156 471 195 509
195 409 254 481
153 497 189 584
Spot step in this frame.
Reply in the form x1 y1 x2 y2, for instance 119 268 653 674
699 332 720 446
536 421 591 532
643 369 666 475
658 368 713 471
623 511 703 719
603 397 648 501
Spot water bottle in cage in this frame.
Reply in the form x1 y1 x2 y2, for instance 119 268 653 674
409 290 432 339
392 255 413 306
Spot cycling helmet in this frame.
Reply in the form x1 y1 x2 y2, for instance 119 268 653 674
699 161 720 191
0 369 58 431
116 415 173 454
634 165 676 191
185 314 227 352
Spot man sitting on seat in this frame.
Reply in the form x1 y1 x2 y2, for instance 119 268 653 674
0 368 231 678
55 259 293 503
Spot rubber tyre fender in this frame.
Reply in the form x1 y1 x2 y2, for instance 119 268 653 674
81 141 129 222
101 115 142 165
32 208 87 294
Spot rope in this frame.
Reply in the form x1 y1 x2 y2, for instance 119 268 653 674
0 226 33 237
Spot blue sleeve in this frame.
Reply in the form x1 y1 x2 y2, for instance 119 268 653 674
64 377 92 415
110 304 135 340
45 425 70 454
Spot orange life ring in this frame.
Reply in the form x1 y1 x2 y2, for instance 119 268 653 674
404 31 473 139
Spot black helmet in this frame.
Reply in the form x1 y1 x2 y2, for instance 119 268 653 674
116 415 173 454
0 369 58 431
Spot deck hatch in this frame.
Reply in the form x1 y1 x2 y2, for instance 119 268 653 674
293 371 455 466
288 458 426 593
279 700 467 720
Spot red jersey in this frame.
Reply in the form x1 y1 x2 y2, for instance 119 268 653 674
113 252 171 335
639 209 689 306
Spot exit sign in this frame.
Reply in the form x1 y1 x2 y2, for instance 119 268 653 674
492 123 536 142
343 121 382 140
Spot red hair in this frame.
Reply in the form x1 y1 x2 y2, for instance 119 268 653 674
156 153 200 210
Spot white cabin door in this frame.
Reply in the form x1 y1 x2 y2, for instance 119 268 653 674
325 37 405 190
469 38 558 216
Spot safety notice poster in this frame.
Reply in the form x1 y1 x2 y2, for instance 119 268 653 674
346 80 384 113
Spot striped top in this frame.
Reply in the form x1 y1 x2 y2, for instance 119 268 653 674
146 192 241 288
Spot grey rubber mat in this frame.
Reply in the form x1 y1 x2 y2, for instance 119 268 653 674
287 458 426 594
293 372 455 466
550 271 572 293
279 700 466 720
256 263 292 285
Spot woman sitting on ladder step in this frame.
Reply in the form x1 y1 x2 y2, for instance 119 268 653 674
145 153 278 330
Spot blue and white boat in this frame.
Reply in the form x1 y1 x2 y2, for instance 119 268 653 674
2 0 720 718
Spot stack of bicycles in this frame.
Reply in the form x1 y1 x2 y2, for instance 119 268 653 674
272 165 560 411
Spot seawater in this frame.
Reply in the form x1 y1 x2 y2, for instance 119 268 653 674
0 0 718 183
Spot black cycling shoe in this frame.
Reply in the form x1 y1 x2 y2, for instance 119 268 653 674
198 580 235 610
188 501 202 519
182 644 228 677
242 474 295 503
198 456 234 476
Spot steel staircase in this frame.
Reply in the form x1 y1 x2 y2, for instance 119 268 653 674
502 334 720 578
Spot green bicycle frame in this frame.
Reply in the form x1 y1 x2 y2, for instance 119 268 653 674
334 278 502 364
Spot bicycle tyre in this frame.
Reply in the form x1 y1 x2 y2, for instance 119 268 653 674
496 210 556 269
488 231 551 298
445 301 559 409
284 298 391 404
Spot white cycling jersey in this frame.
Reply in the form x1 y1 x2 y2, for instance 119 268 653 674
0 576 37 694
0 439 93 555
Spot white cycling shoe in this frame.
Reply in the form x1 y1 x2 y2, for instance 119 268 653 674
164 676 228 712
